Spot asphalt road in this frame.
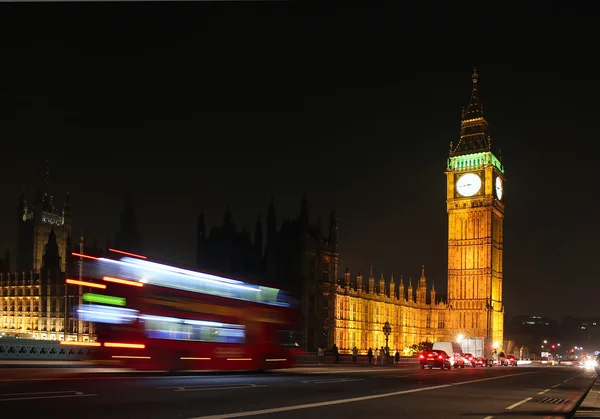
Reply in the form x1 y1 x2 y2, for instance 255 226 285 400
0 364 595 419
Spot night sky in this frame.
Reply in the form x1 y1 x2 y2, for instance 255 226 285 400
0 5 597 321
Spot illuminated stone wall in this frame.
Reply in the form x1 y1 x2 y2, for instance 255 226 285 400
329 269 452 353
0 272 92 341
446 155 505 348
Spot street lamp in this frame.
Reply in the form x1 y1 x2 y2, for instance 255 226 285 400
382 321 392 356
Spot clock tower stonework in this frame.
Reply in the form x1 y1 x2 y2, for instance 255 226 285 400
446 69 505 348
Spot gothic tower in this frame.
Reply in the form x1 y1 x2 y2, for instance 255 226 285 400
17 162 72 273
446 68 505 346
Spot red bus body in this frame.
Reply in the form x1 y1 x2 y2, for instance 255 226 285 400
73 254 301 371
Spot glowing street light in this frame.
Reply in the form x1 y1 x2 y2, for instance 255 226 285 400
493 341 499 349
457 333 464 343
382 321 392 355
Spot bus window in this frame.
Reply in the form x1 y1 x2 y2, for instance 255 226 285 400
142 315 246 344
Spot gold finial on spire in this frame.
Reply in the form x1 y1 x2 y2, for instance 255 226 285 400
472 65 478 84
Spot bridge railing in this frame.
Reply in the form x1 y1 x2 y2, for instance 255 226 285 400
0 338 93 361
0 338 420 365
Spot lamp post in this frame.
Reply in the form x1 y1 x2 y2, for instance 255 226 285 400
383 321 392 357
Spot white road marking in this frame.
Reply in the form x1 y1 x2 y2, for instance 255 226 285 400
187 371 539 419
176 385 268 392
275 367 412 375
552 383 561 388
538 389 550 395
0 373 251 383
0 390 80 397
301 378 363 384
483 416 493 419
505 397 532 410
0 393 96 402
157 383 264 391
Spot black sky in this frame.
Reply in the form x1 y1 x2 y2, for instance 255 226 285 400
0 4 597 322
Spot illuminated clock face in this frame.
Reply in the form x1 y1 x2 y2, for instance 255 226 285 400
495 177 503 200
456 173 482 197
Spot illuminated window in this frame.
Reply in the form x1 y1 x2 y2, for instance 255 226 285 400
143 316 245 344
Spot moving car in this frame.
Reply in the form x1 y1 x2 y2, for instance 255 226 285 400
463 352 477 367
420 350 452 370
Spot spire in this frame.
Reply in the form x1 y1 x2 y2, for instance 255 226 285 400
344 267 350 288
44 160 50 189
254 213 263 251
390 272 396 299
329 205 338 248
197 209 205 237
368 266 375 294
399 274 405 301
63 191 71 213
223 205 232 227
41 228 61 278
464 66 483 120
379 269 385 296
300 193 308 217
450 67 491 156
417 266 427 304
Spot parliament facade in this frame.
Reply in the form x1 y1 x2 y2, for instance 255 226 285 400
1 70 505 351
195 69 505 353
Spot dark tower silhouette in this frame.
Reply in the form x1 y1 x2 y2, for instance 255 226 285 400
196 209 206 268
3 250 10 273
329 206 338 251
40 229 62 283
17 162 72 273
114 191 142 253
254 214 263 256
266 198 276 255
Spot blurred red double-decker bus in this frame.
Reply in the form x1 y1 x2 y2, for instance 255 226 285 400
64 250 301 371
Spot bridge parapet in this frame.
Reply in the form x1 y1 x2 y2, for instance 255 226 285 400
0 338 92 361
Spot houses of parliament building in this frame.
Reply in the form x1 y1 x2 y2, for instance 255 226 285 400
1 69 505 352
196 69 505 353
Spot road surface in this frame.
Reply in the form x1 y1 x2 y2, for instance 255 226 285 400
0 364 595 418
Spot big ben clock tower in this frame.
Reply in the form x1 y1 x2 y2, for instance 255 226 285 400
446 68 505 348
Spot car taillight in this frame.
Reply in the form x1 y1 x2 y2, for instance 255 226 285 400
438 355 443 360
419 354 424 359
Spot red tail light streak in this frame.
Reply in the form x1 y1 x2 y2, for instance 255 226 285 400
66 279 107 289
103 276 144 287
109 248 147 259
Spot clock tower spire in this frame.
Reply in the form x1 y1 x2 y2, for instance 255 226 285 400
451 66 491 156
446 69 505 350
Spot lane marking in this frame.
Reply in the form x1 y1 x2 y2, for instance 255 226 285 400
505 397 532 410
157 383 264 391
301 378 363 384
187 371 539 419
0 390 80 397
176 385 267 392
538 389 550 395
552 383 561 388
483 416 493 419
0 373 254 383
276 367 414 375
0 393 96 402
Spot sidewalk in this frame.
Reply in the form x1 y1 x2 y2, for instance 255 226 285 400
573 377 600 417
